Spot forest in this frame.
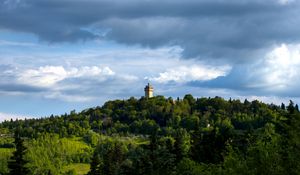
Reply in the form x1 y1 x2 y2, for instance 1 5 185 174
0 95 300 175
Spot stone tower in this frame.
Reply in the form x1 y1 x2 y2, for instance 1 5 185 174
144 83 154 98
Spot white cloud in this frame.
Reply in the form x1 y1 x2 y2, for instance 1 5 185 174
149 64 231 83
264 44 300 87
0 40 36 47
0 65 126 102
44 91 95 102
8 64 143 102
248 43 300 91
17 66 115 87
18 66 67 87
119 74 139 81
278 0 294 5
0 112 31 122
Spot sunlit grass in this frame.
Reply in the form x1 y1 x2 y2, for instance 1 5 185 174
0 148 14 174
63 163 90 175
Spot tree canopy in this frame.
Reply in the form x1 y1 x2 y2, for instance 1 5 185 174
0 95 300 174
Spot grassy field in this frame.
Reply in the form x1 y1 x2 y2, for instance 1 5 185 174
0 134 148 174
98 134 149 145
0 148 14 174
63 163 90 175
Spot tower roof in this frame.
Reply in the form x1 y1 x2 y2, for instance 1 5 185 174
145 83 153 90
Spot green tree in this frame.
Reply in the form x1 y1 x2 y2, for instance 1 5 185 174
88 151 102 175
295 104 299 112
173 129 190 163
280 110 300 174
102 143 124 175
8 130 29 175
287 100 295 114
281 103 286 110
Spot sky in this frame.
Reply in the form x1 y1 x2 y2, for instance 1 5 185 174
1 0 300 121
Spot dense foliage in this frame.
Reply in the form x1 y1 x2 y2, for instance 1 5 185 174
0 95 300 174
7 130 29 175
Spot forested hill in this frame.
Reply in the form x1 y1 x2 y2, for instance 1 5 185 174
1 95 300 174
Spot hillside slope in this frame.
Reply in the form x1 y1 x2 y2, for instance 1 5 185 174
1 95 300 174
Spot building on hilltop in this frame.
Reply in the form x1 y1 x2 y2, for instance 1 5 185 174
144 83 154 98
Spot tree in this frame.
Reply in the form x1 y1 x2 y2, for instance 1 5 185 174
103 143 124 175
245 123 284 175
8 129 29 175
88 151 102 175
281 103 285 110
287 100 295 114
173 129 190 163
183 94 195 113
280 111 300 174
295 104 299 112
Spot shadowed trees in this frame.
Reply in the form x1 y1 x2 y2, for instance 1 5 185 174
8 129 29 175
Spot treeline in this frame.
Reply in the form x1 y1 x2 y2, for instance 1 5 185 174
0 95 300 174
1 95 287 137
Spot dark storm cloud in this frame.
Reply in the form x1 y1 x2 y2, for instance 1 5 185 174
1 0 299 61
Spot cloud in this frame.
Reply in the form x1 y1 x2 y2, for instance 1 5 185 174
247 43 300 94
0 46 192 103
2 0 300 116
149 64 231 83
0 0 300 62
44 91 95 102
0 64 139 102
278 0 294 5
189 43 300 97
17 65 115 87
0 39 36 46
0 112 30 122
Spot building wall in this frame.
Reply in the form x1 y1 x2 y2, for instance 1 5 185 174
145 88 153 98
144 84 154 98
147 90 153 98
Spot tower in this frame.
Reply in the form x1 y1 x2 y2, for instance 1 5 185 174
144 83 154 98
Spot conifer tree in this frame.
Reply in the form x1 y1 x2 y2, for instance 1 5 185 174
287 100 295 114
295 104 299 112
102 143 124 175
8 129 29 175
281 103 285 110
88 151 102 175
173 129 189 163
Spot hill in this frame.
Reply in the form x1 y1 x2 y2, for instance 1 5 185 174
0 95 300 174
